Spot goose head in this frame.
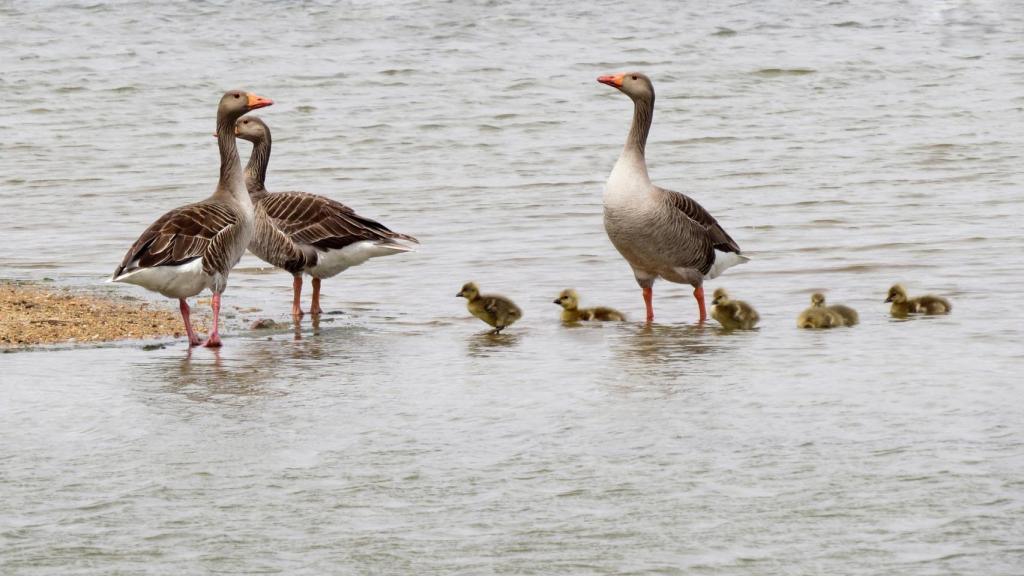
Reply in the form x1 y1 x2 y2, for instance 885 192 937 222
597 72 655 102
456 282 480 300
811 293 826 307
553 289 579 310
218 90 273 122
235 115 270 143
885 284 907 304
711 288 730 306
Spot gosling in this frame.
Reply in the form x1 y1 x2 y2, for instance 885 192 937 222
553 289 625 322
456 282 522 334
797 293 845 329
710 288 759 330
885 284 952 317
818 293 859 326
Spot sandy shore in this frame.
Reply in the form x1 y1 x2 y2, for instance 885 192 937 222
0 281 206 348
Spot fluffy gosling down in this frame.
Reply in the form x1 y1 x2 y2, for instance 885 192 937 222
456 282 522 334
797 293 852 329
710 288 759 330
553 289 626 322
885 284 952 317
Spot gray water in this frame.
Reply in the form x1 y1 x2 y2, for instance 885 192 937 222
2 1 1023 574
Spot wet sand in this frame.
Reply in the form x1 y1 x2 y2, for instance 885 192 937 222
0 281 205 348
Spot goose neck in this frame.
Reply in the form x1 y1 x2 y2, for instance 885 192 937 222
624 94 654 158
244 133 272 202
214 114 250 209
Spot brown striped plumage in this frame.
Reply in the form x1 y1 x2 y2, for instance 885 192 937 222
113 202 242 284
235 116 418 317
112 90 273 347
598 72 748 323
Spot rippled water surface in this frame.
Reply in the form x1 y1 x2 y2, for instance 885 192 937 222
2 1 1023 574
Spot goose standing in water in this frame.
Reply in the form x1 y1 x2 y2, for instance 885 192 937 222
456 282 522 334
234 116 418 317
111 90 273 347
598 72 748 323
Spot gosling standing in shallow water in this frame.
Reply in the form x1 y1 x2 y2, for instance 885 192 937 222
885 284 952 317
553 289 626 322
457 282 522 334
710 288 759 330
797 293 846 329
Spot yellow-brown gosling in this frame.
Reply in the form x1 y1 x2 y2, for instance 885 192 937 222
710 288 759 330
456 282 522 334
885 284 952 317
818 293 859 326
553 289 626 322
797 293 845 329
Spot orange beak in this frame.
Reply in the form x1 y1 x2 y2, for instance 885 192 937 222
246 93 274 110
597 74 624 88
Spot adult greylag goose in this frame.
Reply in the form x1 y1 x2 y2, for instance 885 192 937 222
553 289 625 322
111 90 273 347
597 72 748 323
710 287 759 330
456 282 522 334
885 284 951 317
234 116 418 317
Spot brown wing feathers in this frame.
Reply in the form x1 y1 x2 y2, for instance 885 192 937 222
261 192 418 252
113 202 239 278
663 187 742 254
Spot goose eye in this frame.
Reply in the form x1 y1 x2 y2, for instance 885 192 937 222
243 120 249 124
631 75 637 80
233 93 240 99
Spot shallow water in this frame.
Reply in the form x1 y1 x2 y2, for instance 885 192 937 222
2 1 1023 574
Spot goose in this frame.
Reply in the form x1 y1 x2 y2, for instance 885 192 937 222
111 90 273 347
710 287 759 330
885 284 951 317
234 116 417 317
456 282 521 334
598 72 748 323
797 293 845 329
553 289 626 322
818 293 859 326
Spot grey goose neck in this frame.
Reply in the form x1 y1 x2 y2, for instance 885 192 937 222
214 112 248 204
243 123 271 202
625 90 655 158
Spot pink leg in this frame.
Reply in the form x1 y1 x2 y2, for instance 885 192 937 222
311 278 323 315
201 292 223 348
291 275 304 318
694 286 707 324
642 286 654 323
179 298 202 347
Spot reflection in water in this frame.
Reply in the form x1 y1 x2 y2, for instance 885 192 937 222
609 322 731 382
153 348 278 404
466 331 522 358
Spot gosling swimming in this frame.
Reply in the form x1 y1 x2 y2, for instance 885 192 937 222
710 288 759 330
818 293 859 326
885 284 952 317
553 289 625 322
797 293 846 329
456 282 522 334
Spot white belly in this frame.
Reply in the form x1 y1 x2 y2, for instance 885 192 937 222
111 259 212 299
307 241 413 279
